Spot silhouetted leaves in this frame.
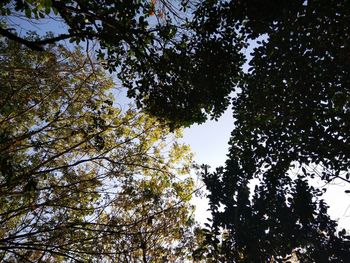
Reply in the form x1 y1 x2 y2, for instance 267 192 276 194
197 1 350 261
228 0 350 181
198 155 350 262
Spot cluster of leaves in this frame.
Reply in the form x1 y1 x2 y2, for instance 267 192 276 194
229 0 350 181
0 38 197 262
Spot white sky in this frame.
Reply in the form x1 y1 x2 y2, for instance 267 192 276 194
181 107 234 224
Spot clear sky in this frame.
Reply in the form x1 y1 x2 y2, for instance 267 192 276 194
182 108 234 168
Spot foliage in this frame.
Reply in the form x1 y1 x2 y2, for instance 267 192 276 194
0 38 196 262
192 1 350 261
229 0 350 182
195 155 350 262
0 0 244 127
2 1 350 262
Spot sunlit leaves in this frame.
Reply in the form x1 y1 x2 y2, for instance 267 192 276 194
0 39 196 262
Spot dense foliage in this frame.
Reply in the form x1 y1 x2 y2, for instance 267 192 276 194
0 0 243 127
195 1 350 261
0 39 196 262
229 0 350 182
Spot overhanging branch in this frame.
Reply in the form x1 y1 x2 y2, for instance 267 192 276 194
0 26 94 51
0 26 44 51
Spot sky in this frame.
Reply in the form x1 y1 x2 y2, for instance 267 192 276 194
181 108 234 223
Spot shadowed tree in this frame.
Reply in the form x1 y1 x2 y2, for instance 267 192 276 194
190 2 350 260
195 154 350 262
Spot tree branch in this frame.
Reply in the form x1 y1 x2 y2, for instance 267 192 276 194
34 32 95 45
0 26 95 51
0 26 43 51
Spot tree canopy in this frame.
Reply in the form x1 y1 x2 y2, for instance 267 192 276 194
0 38 197 262
1 0 350 262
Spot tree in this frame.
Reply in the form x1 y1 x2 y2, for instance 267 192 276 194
195 155 350 262
0 38 196 262
192 1 350 261
0 0 244 127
